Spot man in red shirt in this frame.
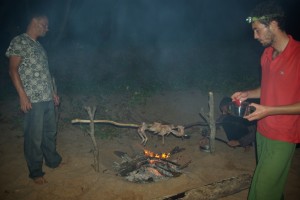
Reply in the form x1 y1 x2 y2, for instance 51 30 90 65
231 1 300 199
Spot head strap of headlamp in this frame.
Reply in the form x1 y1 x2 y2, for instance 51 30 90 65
246 14 283 23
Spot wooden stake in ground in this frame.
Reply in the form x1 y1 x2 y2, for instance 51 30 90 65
85 106 100 172
208 92 216 153
155 173 252 200
199 92 216 153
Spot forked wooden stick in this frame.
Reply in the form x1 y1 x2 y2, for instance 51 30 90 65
84 106 100 172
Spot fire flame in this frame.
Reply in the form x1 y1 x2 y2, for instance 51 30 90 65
144 149 170 159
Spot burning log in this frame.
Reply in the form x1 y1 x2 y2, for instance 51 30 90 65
113 147 190 183
154 173 252 200
113 152 148 177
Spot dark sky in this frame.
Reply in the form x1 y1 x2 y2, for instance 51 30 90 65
1 0 300 93
1 0 299 47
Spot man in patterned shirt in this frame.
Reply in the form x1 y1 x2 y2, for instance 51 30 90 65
6 13 62 184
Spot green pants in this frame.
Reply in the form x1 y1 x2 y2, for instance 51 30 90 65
248 132 296 200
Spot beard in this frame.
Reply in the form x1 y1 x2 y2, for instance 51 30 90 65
259 28 274 47
260 40 272 47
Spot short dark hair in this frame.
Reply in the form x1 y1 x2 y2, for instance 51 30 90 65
26 11 48 25
249 1 286 30
219 97 232 112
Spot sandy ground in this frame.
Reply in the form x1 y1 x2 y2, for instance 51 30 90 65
0 90 299 200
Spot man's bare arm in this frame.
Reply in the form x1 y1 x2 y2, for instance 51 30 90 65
247 87 261 99
9 56 32 112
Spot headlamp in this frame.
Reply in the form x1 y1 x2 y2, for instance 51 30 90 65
246 16 266 23
246 14 283 24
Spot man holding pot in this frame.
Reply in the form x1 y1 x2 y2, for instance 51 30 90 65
231 1 300 199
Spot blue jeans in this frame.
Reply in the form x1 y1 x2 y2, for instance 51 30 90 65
24 101 62 179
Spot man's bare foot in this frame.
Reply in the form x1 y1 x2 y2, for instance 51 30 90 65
58 162 66 168
227 140 240 147
33 177 48 185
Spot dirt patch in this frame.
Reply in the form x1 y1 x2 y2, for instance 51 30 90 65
0 90 299 200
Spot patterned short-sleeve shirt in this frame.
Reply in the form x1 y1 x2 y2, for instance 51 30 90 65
6 33 53 103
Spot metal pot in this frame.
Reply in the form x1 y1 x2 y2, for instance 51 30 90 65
226 101 255 117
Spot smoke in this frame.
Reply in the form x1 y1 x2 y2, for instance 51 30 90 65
6 0 298 93
44 0 264 92
63 0 255 47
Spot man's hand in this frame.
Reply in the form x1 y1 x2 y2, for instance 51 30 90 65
231 91 249 102
53 94 60 106
231 88 261 102
19 94 32 113
244 103 269 121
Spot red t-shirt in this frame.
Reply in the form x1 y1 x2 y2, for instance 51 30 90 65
257 35 300 143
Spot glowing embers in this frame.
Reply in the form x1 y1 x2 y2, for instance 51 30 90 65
113 146 190 183
143 149 170 159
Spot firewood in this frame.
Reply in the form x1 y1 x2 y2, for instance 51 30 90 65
154 173 252 200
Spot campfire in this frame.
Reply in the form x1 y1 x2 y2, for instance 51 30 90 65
113 146 191 183
143 149 170 159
